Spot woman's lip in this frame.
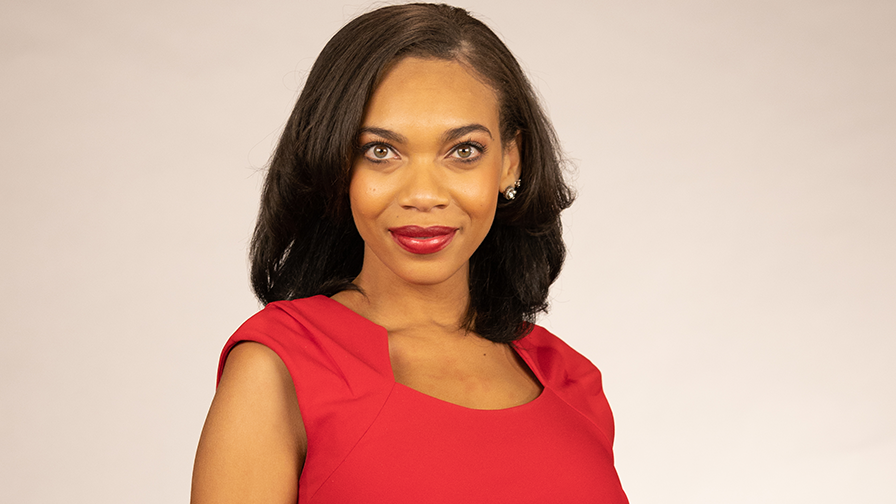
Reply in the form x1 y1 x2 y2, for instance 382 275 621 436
389 225 456 237
389 226 457 254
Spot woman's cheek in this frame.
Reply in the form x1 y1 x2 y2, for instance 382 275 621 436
351 172 386 213
459 176 499 211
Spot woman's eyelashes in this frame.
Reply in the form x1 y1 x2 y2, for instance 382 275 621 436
360 142 400 163
358 139 487 164
450 141 486 163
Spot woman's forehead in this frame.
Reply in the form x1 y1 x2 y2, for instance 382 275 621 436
360 57 501 137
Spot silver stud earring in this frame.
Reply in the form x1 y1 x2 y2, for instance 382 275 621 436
503 179 521 200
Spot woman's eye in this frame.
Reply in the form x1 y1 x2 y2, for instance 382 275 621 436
364 144 396 161
451 143 483 161
456 146 475 158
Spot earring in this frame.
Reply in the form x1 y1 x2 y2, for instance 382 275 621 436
503 179 521 200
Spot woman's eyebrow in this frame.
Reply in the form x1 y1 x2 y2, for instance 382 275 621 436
442 124 493 142
358 127 407 144
358 124 493 144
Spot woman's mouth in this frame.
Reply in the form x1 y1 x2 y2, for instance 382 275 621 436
389 226 457 254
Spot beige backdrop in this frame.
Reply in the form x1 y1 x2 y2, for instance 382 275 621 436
1 0 893 502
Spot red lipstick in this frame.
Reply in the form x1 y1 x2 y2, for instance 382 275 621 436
389 226 457 254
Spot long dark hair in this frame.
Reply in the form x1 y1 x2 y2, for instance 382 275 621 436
250 3 573 343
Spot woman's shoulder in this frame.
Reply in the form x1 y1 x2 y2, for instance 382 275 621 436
219 297 334 372
516 324 604 384
237 295 344 330
515 325 616 437
219 295 392 386
228 295 378 348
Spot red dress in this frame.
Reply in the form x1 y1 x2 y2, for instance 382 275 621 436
219 296 628 503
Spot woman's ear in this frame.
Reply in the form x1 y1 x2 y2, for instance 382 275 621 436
500 132 522 193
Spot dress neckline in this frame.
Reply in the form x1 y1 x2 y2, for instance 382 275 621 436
317 295 546 412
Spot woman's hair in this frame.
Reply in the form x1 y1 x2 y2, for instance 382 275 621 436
251 3 574 343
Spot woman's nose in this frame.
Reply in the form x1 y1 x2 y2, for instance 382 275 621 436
397 160 449 211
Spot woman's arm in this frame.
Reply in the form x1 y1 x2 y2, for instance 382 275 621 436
191 342 306 504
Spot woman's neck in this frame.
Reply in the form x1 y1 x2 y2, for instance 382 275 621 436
333 264 471 338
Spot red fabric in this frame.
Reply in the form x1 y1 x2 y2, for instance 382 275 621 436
219 296 628 503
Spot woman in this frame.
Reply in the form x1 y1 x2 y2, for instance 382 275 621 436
192 3 628 502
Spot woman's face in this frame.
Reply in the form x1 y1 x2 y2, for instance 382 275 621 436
350 57 520 290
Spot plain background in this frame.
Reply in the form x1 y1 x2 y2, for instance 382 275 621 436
1 0 894 502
